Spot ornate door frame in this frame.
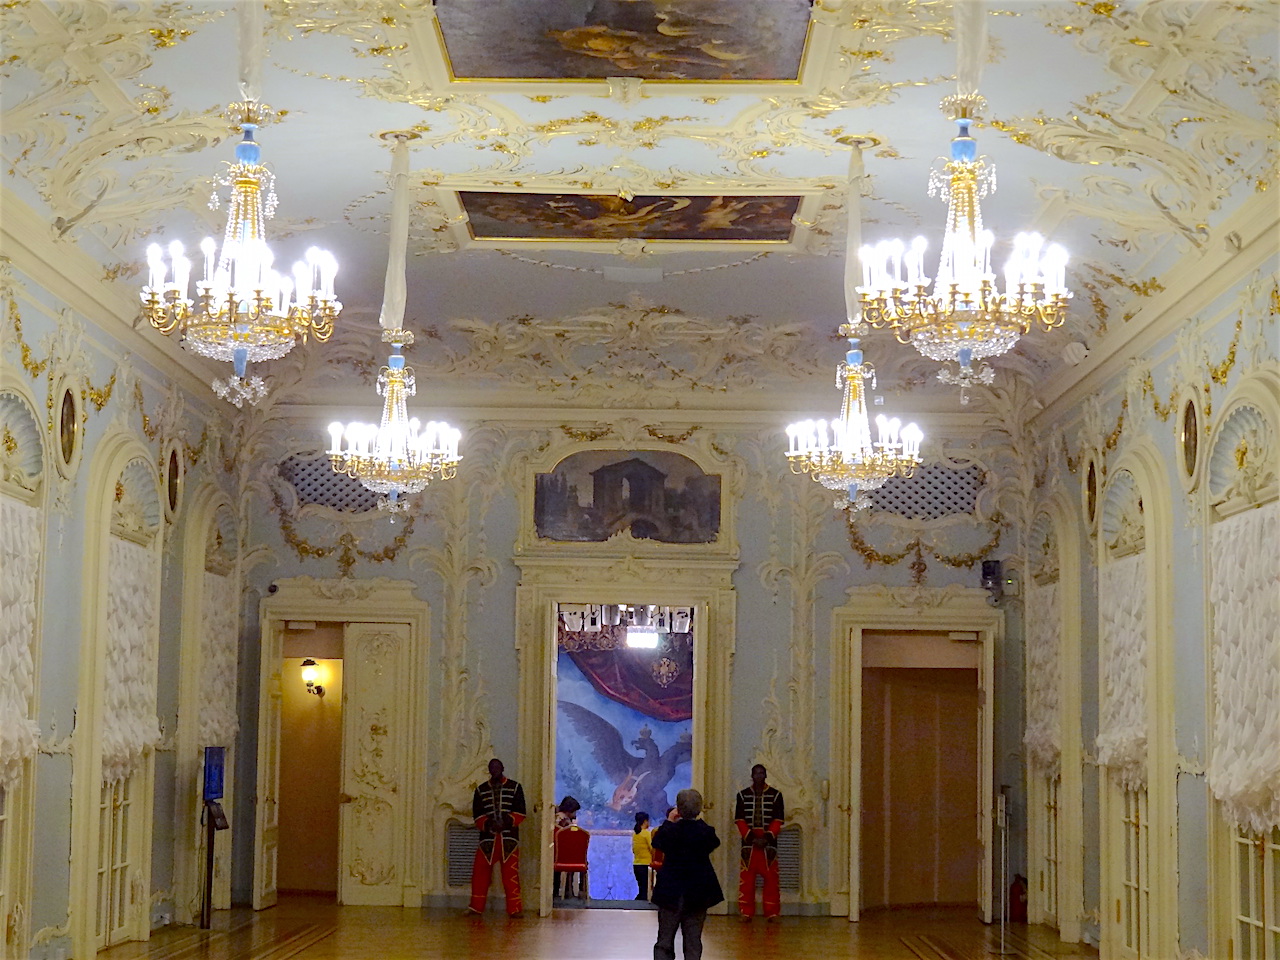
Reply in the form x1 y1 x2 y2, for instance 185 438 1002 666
254 577 429 909
513 554 738 917
828 585 999 922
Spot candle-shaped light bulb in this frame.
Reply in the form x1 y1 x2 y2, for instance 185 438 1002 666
318 250 337 298
1045 244 1069 294
199 237 216 284
328 422 345 455
907 236 928 287
168 240 189 294
979 230 995 279
146 243 166 291
888 238 905 287
860 245 878 290
902 423 923 460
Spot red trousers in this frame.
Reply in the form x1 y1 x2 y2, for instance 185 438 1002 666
469 846 522 915
738 847 780 918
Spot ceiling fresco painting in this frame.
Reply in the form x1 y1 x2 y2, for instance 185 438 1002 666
434 0 812 82
0 1 1274 414
460 192 802 242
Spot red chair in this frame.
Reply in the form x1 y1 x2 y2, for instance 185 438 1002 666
553 825 590 900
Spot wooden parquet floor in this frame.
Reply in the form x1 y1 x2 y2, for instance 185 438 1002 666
99 898 1100 960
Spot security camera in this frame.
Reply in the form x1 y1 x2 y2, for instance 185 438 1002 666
981 561 1003 606
267 582 278 594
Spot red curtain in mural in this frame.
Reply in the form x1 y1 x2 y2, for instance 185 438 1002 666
560 626 693 722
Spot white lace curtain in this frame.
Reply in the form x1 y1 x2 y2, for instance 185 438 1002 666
1208 502 1280 834
101 535 161 784
0 496 42 787
199 570 240 747
1023 579 1061 777
1096 551 1148 789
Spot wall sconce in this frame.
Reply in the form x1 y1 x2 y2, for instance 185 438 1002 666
300 658 325 698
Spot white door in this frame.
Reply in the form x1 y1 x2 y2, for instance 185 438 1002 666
339 622 412 905
976 632 994 924
252 627 283 910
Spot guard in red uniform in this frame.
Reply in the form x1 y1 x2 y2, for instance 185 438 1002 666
467 758 526 917
734 763 784 920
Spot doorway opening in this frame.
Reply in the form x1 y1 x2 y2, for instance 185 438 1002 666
859 630 981 915
278 624 344 900
552 602 695 911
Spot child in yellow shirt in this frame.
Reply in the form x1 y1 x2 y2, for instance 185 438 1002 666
632 811 653 900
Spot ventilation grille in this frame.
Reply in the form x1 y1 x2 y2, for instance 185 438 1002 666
777 825 801 892
279 454 380 513
870 463 983 520
446 821 480 887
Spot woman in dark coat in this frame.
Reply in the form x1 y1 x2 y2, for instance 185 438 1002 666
651 788 724 960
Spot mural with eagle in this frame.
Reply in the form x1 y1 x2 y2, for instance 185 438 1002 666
558 699 692 818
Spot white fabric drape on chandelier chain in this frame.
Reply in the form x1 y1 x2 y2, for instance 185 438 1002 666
378 137 412 332
842 146 865 328
237 1 266 104
953 0 989 98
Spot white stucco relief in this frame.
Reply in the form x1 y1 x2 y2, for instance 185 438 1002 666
0 496 42 785
1096 551 1148 789
198 570 239 748
101 536 161 783
1208 501 1280 834
1024 579 1061 778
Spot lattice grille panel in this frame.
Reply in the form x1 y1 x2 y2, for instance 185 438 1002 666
776 825 801 892
870 463 982 520
279 454 379 513
446 821 480 887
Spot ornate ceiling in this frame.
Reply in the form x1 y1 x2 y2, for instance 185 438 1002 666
2 0 1275 421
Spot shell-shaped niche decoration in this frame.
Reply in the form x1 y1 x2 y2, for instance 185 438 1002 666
1028 511 1059 585
0 391 44 502
1101 468 1144 557
112 457 162 546
1209 402 1277 518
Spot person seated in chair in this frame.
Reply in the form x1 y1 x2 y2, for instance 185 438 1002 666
554 796 584 899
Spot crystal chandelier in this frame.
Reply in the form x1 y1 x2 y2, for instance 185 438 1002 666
140 102 340 407
857 94 1069 400
326 340 461 515
786 326 923 511
327 133 461 515
139 3 340 407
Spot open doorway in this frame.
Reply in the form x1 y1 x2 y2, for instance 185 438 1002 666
860 631 980 914
552 602 695 910
277 622 344 900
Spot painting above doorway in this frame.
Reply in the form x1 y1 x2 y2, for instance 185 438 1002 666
435 0 813 82
535 449 721 543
